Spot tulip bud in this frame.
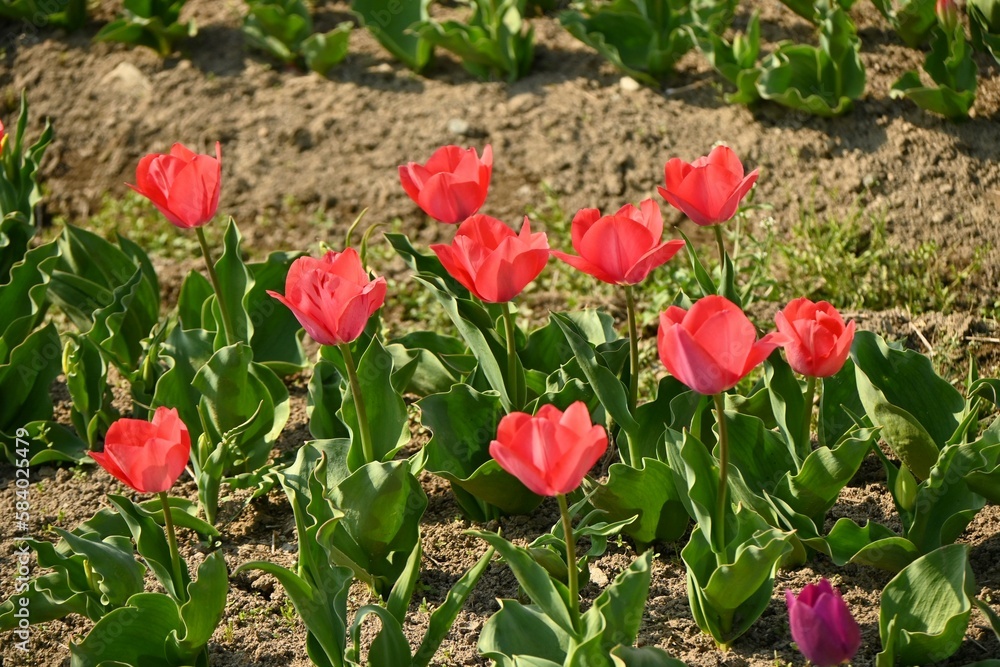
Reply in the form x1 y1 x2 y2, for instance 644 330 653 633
786 579 861 667
937 0 960 32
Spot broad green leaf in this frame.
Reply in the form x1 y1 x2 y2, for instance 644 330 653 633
772 427 876 524
418 384 541 519
889 24 977 120
764 352 807 463
94 0 195 56
853 331 965 479
819 357 865 447
153 326 216 445
63 334 117 448
0 239 59 360
209 219 254 346
906 443 985 553
663 429 720 547
723 410 797 496
586 458 688 548
878 544 974 665
386 331 469 396
340 336 409 469
611 645 686 666
175 551 228 654
870 0 937 46
822 518 919 572
308 346 350 440
107 495 189 600
193 342 290 475
177 270 213 330
303 23 353 76
0 322 61 435
560 0 697 86
246 251 308 375
53 529 145 608
522 310 616 376
584 550 654 654
470 530 576 637
347 604 412 665
478 599 570 664
414 275 513 411
552 312 638 436
318 461 426 600
4 420 89 466
351 0 434 71
69 593 181 666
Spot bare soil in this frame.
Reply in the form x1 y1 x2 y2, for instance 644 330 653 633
2 0 1000 665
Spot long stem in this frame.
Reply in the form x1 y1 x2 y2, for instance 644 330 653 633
800 376 817 459
195 226 238 346
340 342 374 463
501 304 520 412
712 393 729 554
557 493 580 634
713 224 727 269
159 491 187 602
624 285 639 412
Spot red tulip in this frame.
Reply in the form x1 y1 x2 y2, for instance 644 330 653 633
267 248 386 347
430 214 549 303
89 407 191 494
0 118 6 151
399 145 493 223
550 199 685 285
489 402 607 497
786 579 861 666
775 298 855 378
658 145 759 226
657 295 786 395
937 0 959 30
129 142 222 229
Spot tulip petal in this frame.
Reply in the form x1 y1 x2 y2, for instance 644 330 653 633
705 145 745 178
570 208 602 250
431 243 478 295
489 439 551 497
577 215 657 284
550 250 621 285
474 243 548 302
418 174 487 223
624 239 685 284
658 324 735 395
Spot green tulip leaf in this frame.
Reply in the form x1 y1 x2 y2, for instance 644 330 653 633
552 312 638 436
414 0 534 82
611 645 687 666
772 427 877 524
0 322 61 437
682 510 793 646
0 239 59 360
870 0 937 46
175 551 228 655
317 460 426 601
302 23 353 75
0 94 53 257
52 529 145 608
418 384 542 519
586 459 688 548
340 336 409 469
347 604 412 665
94 0 195 56
107 495 189 600
819 357 865 447
664 428 720 546
69 592 182 666
878 544 974 665
386 331 471 396
559 0 698 86
583 550 654 654
351 0 434 72
821 518 919 571
245 251 308 375
906 443 986 554
478 599 571 664
470 530 576 638
413 275 514 412
853 331 965 479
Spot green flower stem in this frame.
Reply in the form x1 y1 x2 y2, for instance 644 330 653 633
557 493 580 634
159 491 187 602
713 224 727 269
800 375 817 456
339 342 375 464
712 393 729 554
624 285 639 412
195 226 238 346
501 304 521 412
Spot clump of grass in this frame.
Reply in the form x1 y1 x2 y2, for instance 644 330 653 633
773 207 984 314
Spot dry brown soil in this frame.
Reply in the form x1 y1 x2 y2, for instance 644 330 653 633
2 0 1000 665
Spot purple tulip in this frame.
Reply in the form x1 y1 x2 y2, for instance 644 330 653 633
786 579 861 666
